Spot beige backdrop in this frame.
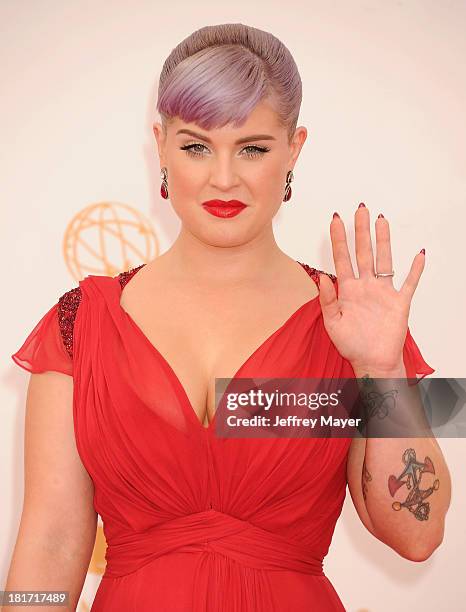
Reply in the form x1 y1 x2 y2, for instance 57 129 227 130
2 1 465 610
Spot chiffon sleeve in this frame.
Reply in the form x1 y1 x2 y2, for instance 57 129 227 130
11 302 73 376
402 326 435 384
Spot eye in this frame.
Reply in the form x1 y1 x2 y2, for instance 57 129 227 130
180 143 270 159
180 143 208 158
242 145 270 159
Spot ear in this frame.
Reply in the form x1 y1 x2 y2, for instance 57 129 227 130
288 126 308 166
152 122 166 165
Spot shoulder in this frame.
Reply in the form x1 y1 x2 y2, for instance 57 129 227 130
298 261 337 287
56 264 147 358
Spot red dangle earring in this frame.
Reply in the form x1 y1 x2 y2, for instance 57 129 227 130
160 167 169 199
283 170 294 202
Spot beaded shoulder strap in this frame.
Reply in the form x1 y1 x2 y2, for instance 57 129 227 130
117 263 147 290
57 285 82 359
297 261 337 288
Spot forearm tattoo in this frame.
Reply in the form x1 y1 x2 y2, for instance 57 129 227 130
358 374 398 421
388 448 440 521
358 376 439 520
361 457 372 501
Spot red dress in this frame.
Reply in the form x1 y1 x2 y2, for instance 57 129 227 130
11 262 435 611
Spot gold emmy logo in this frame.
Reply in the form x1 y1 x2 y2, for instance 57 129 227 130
63 201 159 281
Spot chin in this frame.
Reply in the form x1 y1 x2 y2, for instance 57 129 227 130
193 224 258 248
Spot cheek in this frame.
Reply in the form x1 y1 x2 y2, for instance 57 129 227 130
249 155 285 185
248 162 286 203
167 164 206 215
170 163 203 194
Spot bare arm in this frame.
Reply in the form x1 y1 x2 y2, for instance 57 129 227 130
347 366 451 562
3 371 97 611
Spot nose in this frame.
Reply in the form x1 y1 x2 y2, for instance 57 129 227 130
209 156 241 192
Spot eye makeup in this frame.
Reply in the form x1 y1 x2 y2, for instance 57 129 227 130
180 143 271 159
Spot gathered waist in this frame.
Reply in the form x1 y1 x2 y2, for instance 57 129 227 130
103 508 323 579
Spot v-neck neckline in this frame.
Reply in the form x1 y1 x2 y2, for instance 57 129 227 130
114 260 321 433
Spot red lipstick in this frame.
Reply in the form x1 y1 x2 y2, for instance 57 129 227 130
202 199 247 218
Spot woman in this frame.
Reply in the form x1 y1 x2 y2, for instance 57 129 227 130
7 23 450 612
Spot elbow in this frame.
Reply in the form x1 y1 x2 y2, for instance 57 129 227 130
398 531 445 563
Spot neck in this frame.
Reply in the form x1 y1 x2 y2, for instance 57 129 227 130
160 225 288 285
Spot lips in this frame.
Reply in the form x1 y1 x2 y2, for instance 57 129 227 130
202 199 247 208
202 199 247 218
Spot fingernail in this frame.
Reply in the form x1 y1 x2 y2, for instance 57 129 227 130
358 202 366 208
378 213 384 218
333 212 340 219
420 248 425 255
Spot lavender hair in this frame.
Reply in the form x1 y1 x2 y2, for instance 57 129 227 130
156 23 302 144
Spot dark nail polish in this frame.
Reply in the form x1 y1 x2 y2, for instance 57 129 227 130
378 213 384 218
358 202 366 208
333 212 340 219
420 248 425 255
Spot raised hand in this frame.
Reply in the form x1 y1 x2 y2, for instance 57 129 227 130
317 203 426 374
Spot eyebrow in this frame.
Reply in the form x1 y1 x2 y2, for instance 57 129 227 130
176 128 276 145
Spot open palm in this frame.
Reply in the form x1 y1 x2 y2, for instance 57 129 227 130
317 204 426 373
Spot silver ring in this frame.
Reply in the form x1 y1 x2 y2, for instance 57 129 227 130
375 270 395 278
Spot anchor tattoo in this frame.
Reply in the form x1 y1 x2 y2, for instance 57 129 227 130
388 448 440 521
